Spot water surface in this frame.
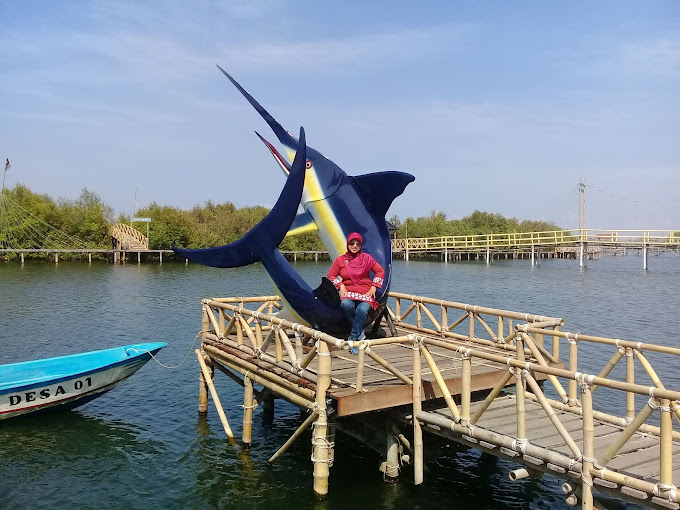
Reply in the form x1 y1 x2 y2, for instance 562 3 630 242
1 255 678 509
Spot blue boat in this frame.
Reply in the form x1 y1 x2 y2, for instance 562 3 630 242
0 342 166 420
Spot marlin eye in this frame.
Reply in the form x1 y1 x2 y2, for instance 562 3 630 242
305 160 312 169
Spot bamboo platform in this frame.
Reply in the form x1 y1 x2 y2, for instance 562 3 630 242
195 292 680 509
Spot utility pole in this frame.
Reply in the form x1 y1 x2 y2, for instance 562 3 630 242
579 178 587 268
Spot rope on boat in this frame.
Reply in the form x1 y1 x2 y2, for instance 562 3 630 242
127 331 203 369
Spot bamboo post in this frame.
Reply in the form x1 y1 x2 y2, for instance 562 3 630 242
242 375 254 449
275 326 283 362
515 335 527 442
568 336 578 405
413 337 424 485
236 313 244 346
254 318 263 348
461 350 471 422
441 305 448 337
312 340 332 496
195 350 237 445
660 398 673 489
552 325 560 359
626 348 635 421
468 311 475 338
497 316 503 343
268 411 318 463
218 308 226 336
416 303 422 328
356 346 366 392
581 380 594 510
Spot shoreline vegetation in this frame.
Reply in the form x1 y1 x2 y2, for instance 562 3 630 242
0 185 562 260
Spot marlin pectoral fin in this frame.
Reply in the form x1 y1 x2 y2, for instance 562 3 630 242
172 127 308 267
256 131 291 177
286 211 318 237
351 171 416 218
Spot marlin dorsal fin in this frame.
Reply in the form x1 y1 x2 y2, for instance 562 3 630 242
351 171 416 218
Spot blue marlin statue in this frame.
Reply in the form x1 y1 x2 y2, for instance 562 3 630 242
173 67 415 335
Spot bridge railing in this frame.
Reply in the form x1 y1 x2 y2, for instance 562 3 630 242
392 229 680 251
109 223 148 249
198 292 680 505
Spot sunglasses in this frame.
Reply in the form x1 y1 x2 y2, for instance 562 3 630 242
348 240 362 246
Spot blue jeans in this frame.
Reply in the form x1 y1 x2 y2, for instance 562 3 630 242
340 299 371 340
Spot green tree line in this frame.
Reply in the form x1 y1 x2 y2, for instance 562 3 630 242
1 185 562 251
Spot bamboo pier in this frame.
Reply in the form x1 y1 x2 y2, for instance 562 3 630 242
194 292 680 509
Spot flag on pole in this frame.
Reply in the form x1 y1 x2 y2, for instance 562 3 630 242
4 159 9 171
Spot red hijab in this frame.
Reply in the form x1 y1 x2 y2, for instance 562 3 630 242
344 233 375 285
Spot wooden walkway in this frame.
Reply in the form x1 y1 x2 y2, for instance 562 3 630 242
196 293 680 509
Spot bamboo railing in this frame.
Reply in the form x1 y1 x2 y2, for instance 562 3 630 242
391 228 680 252
197 292 680 507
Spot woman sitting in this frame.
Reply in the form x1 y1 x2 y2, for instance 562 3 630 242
327 233 385 350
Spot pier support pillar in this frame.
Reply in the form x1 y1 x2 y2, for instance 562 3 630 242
531 245 535 266
384 423 400 483
312 340 332 496
242 375 254 449
579 243 587 268
486 247 490 265
20 253 24 264
54 252 59 264
643 244 648 270
160 251 163 263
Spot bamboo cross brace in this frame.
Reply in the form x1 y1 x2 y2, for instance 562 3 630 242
268 411 319 464
238 315 259 350
524 372 582 460
419 344 461 422
597 398 657 468
521 333 568 403
446 311 469 332
366 349 413 385
590 349 623 393
278 327 298 364
418 303 441 332
475 314 497 340
398 302 417 322
195 349 237 445
470 369 514 425
203 305 222 337
246 302 269 324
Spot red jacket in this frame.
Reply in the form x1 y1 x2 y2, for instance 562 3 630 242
327 253 385 309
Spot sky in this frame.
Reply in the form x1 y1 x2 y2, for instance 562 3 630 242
1 1 678 230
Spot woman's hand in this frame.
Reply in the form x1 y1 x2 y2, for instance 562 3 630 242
340 284 347 297
367 286 376 299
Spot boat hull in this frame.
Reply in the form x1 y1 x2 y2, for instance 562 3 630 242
0 342 166 420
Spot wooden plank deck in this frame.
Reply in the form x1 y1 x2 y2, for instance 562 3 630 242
288 327 563 417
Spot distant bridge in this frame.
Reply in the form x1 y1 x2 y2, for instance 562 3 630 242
392 229 680 269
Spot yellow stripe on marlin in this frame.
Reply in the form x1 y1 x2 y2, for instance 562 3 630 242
174 67 415 335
